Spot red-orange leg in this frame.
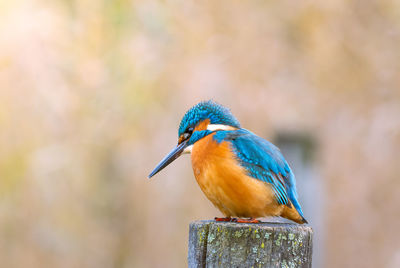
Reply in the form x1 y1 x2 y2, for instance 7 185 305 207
235 218 261 223
215 217 261 223
214 217 236 222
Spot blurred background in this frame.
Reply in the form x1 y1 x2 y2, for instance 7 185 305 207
1 0 400 267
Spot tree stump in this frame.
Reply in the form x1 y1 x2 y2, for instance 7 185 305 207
188 220 313 268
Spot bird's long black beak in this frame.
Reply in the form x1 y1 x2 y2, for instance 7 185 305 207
148 141 188 178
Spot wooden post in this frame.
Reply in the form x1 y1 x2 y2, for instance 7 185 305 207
188 220 313 268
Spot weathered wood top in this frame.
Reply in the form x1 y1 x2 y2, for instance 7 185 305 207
188 220 313 268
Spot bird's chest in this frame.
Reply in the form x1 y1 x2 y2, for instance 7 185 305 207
191 135 233 204
191 135 259 215
191 134 232 188
190 134 278 217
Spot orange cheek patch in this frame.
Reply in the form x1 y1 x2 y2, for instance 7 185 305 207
194 119 210 132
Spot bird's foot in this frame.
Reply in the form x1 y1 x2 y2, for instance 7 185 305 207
214 217 261 223
214 217 237 222
235 218 261 223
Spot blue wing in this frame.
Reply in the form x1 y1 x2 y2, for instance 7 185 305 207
213 129 304 217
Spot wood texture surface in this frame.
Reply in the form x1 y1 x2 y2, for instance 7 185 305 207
188 220 313 268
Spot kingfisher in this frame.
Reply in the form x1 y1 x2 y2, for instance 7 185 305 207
148 100 307 224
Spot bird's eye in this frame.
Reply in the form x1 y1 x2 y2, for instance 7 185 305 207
183 127 194 140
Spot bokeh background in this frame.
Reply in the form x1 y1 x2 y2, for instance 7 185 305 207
1 0 400 267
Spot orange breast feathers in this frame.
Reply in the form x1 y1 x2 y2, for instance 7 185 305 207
191 133 285 218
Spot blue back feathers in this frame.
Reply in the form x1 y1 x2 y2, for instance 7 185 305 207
213 129 305 218
178 100 241 137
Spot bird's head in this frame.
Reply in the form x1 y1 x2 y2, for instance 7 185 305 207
148 100 240 178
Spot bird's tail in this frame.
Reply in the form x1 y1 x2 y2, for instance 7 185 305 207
285 171 308 224
282 203 308 224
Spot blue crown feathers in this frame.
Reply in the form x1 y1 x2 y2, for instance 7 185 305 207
178 100 241 137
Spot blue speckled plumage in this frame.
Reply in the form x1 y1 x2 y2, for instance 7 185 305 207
188 130 212 145
178 100 240 137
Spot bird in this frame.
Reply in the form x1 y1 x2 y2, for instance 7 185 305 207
148 100 307 224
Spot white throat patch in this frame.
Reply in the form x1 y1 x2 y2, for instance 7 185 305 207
183 145 193 154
